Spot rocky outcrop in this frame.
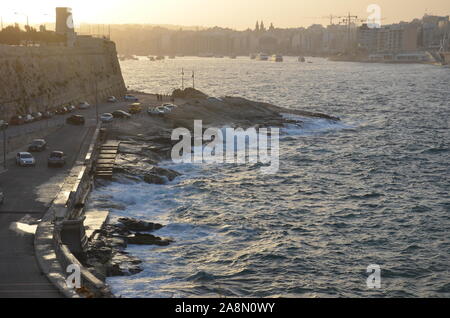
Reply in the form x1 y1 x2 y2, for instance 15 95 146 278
172 87 208 99
85 218 172 278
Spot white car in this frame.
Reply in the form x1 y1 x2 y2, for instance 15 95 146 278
16 152 36 167
78 101 90 109
162 103 177 110
124 94 139 101
100 113 114 123
107 96 118 103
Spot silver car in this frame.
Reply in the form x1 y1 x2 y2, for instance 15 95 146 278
16 152 36 167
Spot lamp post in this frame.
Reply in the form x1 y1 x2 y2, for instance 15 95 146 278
0 120 8 170
14 12 29 27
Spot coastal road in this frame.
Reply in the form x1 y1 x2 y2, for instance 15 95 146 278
0 97 145 297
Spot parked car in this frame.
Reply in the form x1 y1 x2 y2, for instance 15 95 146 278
124 94 139 101
67 105 76 112
112 110 132 119
31 112 43 121
107 96 118 103
16 152 36 167
48 151 66 167
161 103 177 111
28 139 47 152
0 188 4 205
148 106 165 116
100 113 114 123
9 115 24 125
24 114 35 123
66 115 85 125
78 101 90 109
55 106 68 115
0 120 8 129
42 111 54 119
128 103 142 114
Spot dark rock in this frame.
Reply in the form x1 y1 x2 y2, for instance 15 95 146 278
118 217 164 232
143 173 166 184
127 233 173 246
148 166 181 181
172 87 208 99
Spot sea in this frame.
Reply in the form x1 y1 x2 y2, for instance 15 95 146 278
89 56 450 297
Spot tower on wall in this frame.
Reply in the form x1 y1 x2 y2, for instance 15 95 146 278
55 7 76 47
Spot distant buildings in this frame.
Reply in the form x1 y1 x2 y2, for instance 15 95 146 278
357 14 450 55
108 15 450 57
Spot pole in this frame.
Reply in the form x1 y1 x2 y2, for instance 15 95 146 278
2 126 6 170
95 79 99 124
181 68 184 90
192 71 195 89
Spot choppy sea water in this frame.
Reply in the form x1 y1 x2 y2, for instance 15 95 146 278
90 57 450 297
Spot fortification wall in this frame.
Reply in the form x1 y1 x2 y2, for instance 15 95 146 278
0 39 126 120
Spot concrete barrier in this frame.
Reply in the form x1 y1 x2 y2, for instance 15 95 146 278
35 122 114 298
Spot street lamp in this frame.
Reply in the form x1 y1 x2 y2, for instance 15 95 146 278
0 120 8 170
14 12 29 27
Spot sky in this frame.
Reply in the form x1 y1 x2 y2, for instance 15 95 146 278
0 0 449 30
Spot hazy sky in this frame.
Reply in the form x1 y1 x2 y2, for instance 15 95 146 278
1 0 449 29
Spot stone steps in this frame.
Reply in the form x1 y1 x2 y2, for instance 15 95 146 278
95 140 120 180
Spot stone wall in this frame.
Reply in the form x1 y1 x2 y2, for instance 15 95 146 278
0 39 126 120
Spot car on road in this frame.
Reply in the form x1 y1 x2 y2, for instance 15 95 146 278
9 115 24 125
28 139 47 152
124 94 139 101
66 115 85 125
24 114 35 123
0 120 8 129
55 106 68 115
162 103 178 111
100 113 114 123
128 103 142 114
31 112 43 121
148 107 164 116
42 111 54 119
48 151 66 167
78 101 90 109
107 96 118 103
16 152 36 167
112 110 132 119
0 188 4 205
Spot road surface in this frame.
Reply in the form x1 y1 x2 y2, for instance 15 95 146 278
0 97 143 297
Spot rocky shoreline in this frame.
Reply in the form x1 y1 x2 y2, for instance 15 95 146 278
84 88 340 284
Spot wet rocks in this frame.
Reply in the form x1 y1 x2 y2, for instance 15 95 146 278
127 233 173 246
84 218 173 279
143 166 181 184
118 217 164 232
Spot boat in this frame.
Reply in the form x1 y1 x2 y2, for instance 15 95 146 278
256 53 269 61
155 55 165 60
148 56 155 61
250 53 256 59
168 55 176 59
298 56 306 62
229 55 237 59
271 54 283 62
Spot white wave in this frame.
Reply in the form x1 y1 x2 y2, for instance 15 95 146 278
281 113 354 136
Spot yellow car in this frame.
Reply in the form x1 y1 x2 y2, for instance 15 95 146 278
128 103 142 114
